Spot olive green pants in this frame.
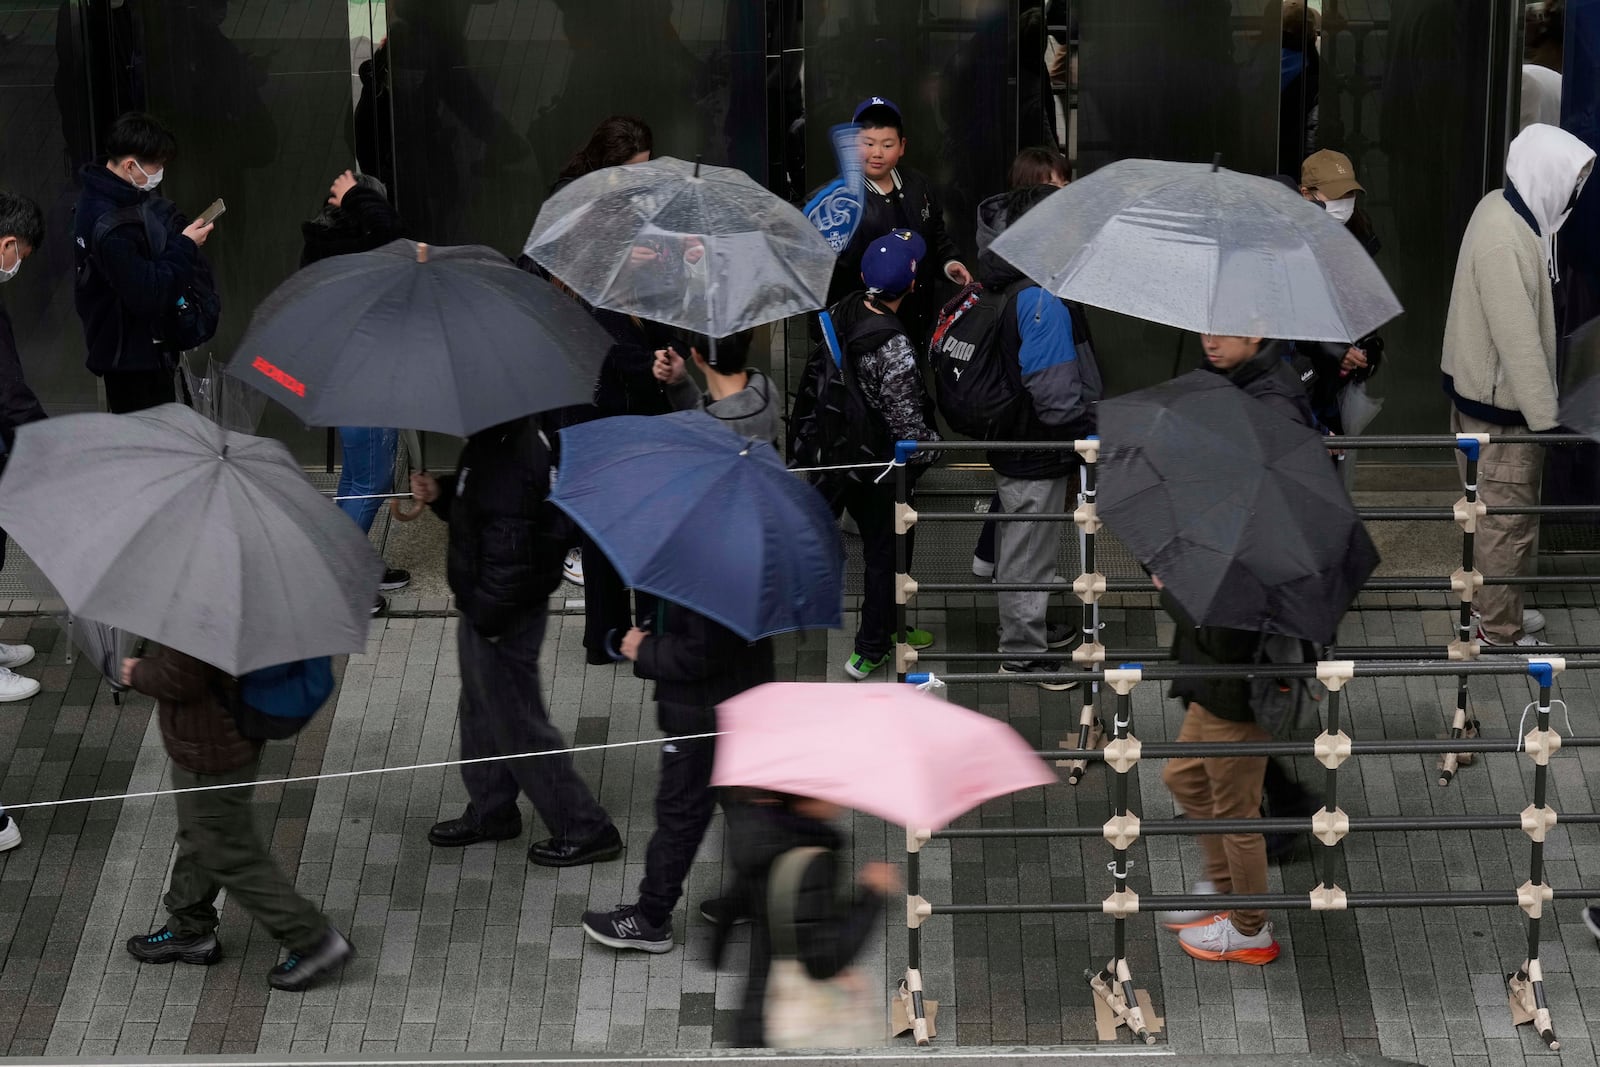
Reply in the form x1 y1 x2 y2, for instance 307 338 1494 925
163 756 327 954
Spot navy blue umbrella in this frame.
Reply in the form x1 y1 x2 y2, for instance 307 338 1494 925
551 410 843 641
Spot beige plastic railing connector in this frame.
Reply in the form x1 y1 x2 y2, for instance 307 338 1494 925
1073 572 1107 604
1523 727 1562 765
1447 638 1481 662
1073 641 1107 665
1314 730 1353 770
1101 888 1139 917
1520 804 1558 843
1516 880 1553 919
1308 884 1348 911
1450 567 1484 602
896 574 918 605
1073 501 1102 534
1103 736 1143 774
1074 438 1100 463
906 895 933 929
1527 656 1566 677
1103 666 1142 695
1103 813 1141 850
906 827 932 854
1311 807 1350 846
895 502 918 534
895 643 918 674
1316 660 1356 692
1452 495 1488 533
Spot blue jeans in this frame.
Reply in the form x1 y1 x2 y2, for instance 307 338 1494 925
337 427 398 534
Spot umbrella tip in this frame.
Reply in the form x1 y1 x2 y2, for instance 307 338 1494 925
1211 152 1223 173
416 242 429 264
693 155 703 178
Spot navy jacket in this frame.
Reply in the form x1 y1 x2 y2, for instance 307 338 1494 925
72 163 203 375
634 599 775 709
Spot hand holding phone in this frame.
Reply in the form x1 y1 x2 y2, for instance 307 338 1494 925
197 199 226 225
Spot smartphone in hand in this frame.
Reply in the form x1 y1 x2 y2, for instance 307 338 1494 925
197 199 226 225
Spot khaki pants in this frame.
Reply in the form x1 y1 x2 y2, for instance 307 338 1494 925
1450 410 1542 642
1161 703 1270 936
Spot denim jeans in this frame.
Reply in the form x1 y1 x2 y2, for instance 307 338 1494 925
337 427 399 534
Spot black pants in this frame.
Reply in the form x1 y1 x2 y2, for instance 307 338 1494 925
457 612 612 842
579 533 657 663
830 477 916 661
104 368 176 414
637 701 718 926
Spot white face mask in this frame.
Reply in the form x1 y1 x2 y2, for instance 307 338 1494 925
130 160 163 191
0 243 20 283
1323 197 1355 224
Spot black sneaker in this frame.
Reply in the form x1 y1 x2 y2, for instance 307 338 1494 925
582 904 674 953
379 567 411 591
268 927 354 991
698 896 750 927
998 661 1078 691
1046 624 1079 650
1584 905 1600 941
127 926 222 966
370 596 387 617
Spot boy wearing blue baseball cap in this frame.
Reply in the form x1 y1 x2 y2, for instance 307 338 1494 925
823 229 942 679
825 98 970 346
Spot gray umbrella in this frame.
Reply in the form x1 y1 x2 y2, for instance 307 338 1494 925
0 404 381 676
988 158 1402 344
523 156 836 337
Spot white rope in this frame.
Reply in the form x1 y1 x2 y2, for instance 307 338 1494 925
1 732 722 812
327 492 414 502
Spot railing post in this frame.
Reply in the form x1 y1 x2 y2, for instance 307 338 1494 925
1509 658 1564 1049
1441 434 1488 785
1062 438 1107 785
893 442 918 683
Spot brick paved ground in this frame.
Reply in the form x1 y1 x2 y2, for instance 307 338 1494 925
0 581 1598 1065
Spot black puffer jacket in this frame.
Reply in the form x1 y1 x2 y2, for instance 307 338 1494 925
299 183 406 267
714 797 886 1048
131 645 260 775
1208 340 1316 429
429 417 570 637
634 599 775 708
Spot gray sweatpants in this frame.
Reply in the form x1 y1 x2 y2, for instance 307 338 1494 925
996 473 1071 658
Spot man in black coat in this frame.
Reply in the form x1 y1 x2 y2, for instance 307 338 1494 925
72 112 215 413
410 417 622 867
581 597 775 952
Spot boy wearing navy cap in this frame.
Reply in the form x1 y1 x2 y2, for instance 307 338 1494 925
826 97 970 346
826 229 941 679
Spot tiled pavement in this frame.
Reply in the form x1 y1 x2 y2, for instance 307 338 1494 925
2 586 1600 1064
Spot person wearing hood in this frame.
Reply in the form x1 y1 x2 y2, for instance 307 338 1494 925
650 328 779 445
968 183 1102 687
300 170 411 612
713 789 898 1047
72 112 215 414
1440 123 1594 647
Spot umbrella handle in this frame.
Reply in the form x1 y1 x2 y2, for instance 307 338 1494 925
389 497 428 523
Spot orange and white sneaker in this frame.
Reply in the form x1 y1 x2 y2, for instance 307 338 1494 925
1158 880 1226 931
1178 914 1280 965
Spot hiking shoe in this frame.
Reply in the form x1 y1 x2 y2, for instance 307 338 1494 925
564 547 585 586
1158 879 1224 931
997 661 1077 691
126 926 222 966
0 668 40 703
1470 606 1546 635
844 651 889 680
972 555 996 579
1178 914 1279 965
699 896 750 927
1475 626 1549 648
582 904 674 953
1046 624 1078 649
896 629 935 650
0 815 20 853
378 567 411 591
1584 905 1600 941
0 642 34 669
268 927 354 991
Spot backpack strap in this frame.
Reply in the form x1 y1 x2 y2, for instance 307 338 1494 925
91 203 163 260
767 846 826 961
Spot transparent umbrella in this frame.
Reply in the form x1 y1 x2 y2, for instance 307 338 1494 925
988 158 1402 344
523 156 836 338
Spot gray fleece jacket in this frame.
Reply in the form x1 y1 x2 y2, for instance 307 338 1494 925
665 369 781 445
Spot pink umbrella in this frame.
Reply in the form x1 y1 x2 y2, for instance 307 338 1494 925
711 682 1057 830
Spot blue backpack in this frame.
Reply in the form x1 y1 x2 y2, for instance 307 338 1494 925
228 657 335 740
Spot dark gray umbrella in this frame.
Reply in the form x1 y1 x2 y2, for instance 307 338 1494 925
0 405 382 675
227 239 612 437
1098 371 1380 645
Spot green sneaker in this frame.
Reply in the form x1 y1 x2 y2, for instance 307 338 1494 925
844 651 888 680
896 628 935 650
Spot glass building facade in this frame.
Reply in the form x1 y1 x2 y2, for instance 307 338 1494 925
0 1 1536 460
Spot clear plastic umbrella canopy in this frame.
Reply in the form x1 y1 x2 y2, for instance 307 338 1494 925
988 158 1403 343
523 156 836 337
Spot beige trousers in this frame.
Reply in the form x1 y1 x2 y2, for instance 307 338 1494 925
1450 409 1542 641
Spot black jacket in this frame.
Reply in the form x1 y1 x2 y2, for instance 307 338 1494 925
827 166 962 302
429 417 570 638
1208 340 1317 429
299 185 406 267
72 163 203 375
0 303 47 451
1162 589 1263 724
715 798 886 1047
634 599 775 708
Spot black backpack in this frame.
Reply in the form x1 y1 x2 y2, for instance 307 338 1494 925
787 302 904 480
928 280 1032 440
82 203 221 356
1250 633 1322 739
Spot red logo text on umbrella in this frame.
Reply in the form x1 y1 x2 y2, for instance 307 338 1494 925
252 356 306 397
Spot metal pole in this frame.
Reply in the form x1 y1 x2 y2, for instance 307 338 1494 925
1509 665 1560 1048
1442 438 1483 786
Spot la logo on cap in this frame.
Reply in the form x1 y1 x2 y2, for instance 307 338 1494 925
871 96 885 105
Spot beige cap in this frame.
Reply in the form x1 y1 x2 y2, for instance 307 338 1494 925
1301 149 1363 199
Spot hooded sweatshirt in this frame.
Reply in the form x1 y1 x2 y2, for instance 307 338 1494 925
664 368 780 444
1441 123 1594 430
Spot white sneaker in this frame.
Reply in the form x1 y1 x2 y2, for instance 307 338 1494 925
972 556 996 579
0 642 34 669
1177 914 1280 964
0 668 40 702
0 817 19 853
1158 879 1224 930
1470 607 1546 636
563 547 584 586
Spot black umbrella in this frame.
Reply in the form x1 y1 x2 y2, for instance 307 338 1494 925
1098 370 1380 645
227 240 611 438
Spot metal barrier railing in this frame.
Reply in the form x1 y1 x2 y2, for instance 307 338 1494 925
877 434 1600 1051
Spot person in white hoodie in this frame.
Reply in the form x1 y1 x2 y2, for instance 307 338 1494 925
1440 123 1594 646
